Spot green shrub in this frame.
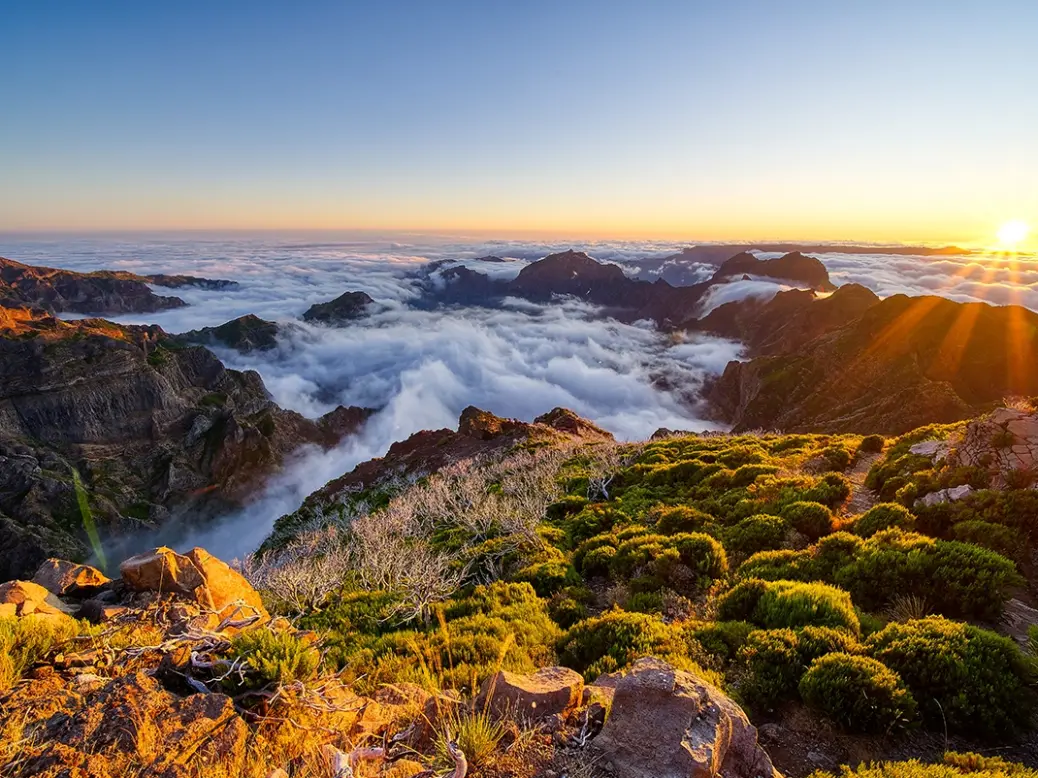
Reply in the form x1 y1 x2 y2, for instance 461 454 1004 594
820 445 853 472
0 615 80 691
802 473 851 507
546 495 588 522
865 617 1034 737
731 463 780 488
738 625 863 707
606 531 727 596
724 514 787 557
226 629 321 692
781 501 833 540
690 620 754 664
739 628 801 705
854 503 916 537
558 610 688 677
651 504 716 535
809 752 1038 778
836 530 1021 621
857 435 886 455
718 579 860 635
512 561 581 597
564 504 623 546
950 520 1024 561
799 653 917 733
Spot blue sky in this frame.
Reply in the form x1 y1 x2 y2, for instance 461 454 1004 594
2 1 1036 243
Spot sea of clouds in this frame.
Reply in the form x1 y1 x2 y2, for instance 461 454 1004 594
3 232 1036 557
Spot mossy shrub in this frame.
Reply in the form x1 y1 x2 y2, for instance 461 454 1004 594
558 609 688 677
564 503 625 546
781 501 834 540
512 560 581 597
650 504 716 535
950 520 1024 561
865 617 1034 737
723 514 788 557
853 503 916 537
820 444 853 472
802 473 852 508
738 628 801 705
690 620 755 664
857 435 886 455
226 629 321 692
607 531 727 596
718 579 860 635
799 653 917 733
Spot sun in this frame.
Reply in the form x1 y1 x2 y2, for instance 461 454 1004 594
996 220 1030 248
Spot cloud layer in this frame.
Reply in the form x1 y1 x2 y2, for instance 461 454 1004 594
5 233 1036 557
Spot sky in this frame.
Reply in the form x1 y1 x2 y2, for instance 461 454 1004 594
2 1 1037 246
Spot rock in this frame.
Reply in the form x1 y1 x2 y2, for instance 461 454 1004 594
77 600 129 623
477 666 584 722
120 548 206 597
1002 598 1038 646
0 579 70 617
177 314 281 352
916 483 975 508
33 558 111 597
120 546 268 623
593 658 780 778
302 290 374 323
184 547 268 620
909 440 947 457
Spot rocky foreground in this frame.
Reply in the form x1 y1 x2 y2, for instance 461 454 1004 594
0 547 778 778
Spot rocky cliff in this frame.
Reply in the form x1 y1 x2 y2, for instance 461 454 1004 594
706 294 1038 433
0 308 371 579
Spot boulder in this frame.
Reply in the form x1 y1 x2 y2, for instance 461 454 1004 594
477 666 584 722
593 658 780 778
33 559 111 597
0 579 71 617
120 547 206 597
119 546 268 622
184 547 268 620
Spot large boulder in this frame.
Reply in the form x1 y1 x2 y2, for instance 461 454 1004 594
0 579 71 618
119 547 268 622
593 658 780 778
33 559 111 597
477 666 584 722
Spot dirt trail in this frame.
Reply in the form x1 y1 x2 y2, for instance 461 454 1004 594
843 452 881 517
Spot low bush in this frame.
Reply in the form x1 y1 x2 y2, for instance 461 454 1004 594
717 579 860 635
723 514 787 557
865 617 1034 737
587 531 727 597
512 560 581 597
651 504 716 535
809 752 1038 778
950 520 1024 561
226 629 321 692
557 609 690 678
799 653 917 733
853 503 916 537
690 620 755 664
857 435 886 455
820 444 853 472
781 501 833 540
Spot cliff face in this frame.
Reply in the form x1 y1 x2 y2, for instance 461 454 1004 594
706 295 1038 434
0 309 370 579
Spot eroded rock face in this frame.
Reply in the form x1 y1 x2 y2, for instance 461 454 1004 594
594 658 780 778
477 666 584 722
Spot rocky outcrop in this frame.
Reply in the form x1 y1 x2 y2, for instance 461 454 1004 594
302 290 374 324
943 407 1038 488
0 310 371 579
477 666 584 722
707 295 1038 434
177 314 281 352
594 658 780 778
0 256 188 314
